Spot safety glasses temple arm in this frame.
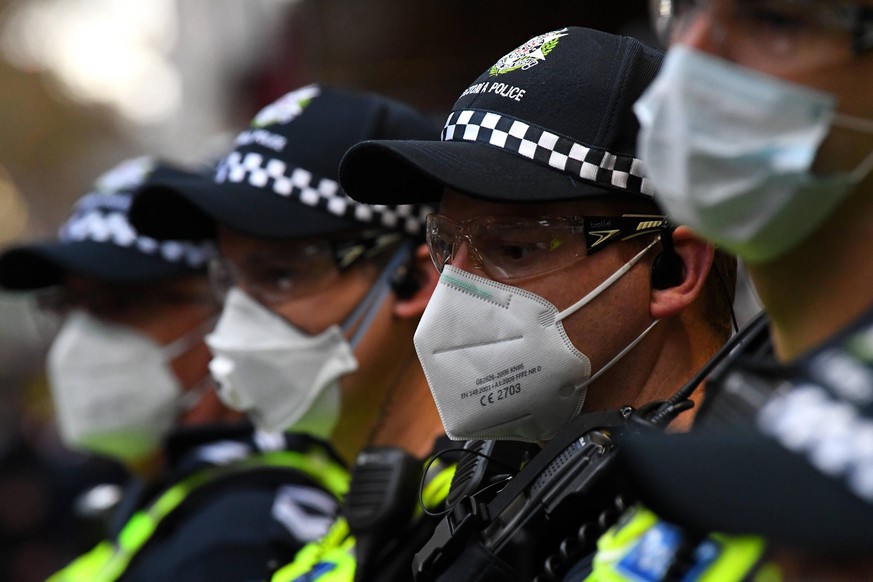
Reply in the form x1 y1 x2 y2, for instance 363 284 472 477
580 215 670 254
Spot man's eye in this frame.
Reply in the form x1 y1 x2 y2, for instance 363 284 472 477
259 267 298 291
496 241 545 261
747 5 815 34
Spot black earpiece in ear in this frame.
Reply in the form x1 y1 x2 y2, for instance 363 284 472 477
390 262 420 299
651 229 684 290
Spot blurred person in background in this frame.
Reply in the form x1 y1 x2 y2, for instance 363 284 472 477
129 85 450 581
0 156 344 581
0 381 128 582
0 289 129 582
582 0 873 579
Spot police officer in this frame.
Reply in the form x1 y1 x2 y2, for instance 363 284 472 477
587 0 873 579
338 26 737 579
129 85 453 581
0 157 345 582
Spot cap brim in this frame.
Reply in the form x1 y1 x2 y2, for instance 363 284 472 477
0 241 193 290
619 431 873 554
130 175 361 241
340 139 654 206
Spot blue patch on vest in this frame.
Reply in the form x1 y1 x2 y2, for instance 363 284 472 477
617 521 720 581
292 562 337 581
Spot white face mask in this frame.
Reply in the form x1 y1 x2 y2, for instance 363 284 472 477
634 46 873 264
47 310 207 463
205 288 358 438
414 240 660 443
205 244 411 437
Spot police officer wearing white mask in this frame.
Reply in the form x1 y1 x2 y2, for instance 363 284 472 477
337 27 738 579
341 27 734 443
0 157 345 582
130 85 453 581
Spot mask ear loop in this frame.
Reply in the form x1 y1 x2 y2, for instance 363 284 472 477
161 313 220 361
348 242 421 448
161 314 221 414
556 237 661 324
551 237 662 401
579 320 660 394
851 147 873 183
833 112 873 134
177 374 215 413
341 242 414 349
832 113 873 182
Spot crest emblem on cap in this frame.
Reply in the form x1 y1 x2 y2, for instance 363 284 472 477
252 84 321 128
93 156 155 194
489 29 568 76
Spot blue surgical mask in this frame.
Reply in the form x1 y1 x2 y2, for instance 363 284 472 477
634 46 873 264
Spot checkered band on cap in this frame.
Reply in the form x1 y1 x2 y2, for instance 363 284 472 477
60 193 216 268
215 151 432 236
442 109 654 197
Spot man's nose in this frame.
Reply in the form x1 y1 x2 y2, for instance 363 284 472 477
673 3 730 58
448 238 479 273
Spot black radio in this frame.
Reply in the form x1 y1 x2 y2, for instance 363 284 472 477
412 313 769 581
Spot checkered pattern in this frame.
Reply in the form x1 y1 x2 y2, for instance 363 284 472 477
759 384 873 502
442 110 653 197
60 194 215 269
215 151 432 236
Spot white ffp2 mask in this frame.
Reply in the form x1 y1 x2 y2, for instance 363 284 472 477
205 244 410 437
48 310 205 463
206 288 358 437
635 46 873 264
414 240 659 443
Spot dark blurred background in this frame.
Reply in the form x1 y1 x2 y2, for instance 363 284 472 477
0 2 661 580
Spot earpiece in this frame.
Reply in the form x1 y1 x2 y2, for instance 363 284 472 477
390 261 420 299
651 229 684 290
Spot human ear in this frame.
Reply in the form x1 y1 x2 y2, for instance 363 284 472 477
393 243 439 319
649 226 715 320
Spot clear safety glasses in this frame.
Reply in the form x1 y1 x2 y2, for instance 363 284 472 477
425 213 668 282
209 230 403 306
651 0 873 61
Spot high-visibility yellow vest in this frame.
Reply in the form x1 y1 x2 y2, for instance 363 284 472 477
48 448 349 582
585 505 782 582
271 464 456 582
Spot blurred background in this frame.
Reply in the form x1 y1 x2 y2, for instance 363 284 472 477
1 2 748 580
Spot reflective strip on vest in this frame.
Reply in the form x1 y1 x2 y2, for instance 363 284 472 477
271 518 356 582
585 505 782 582
47 448 348 582
272 464 457 582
